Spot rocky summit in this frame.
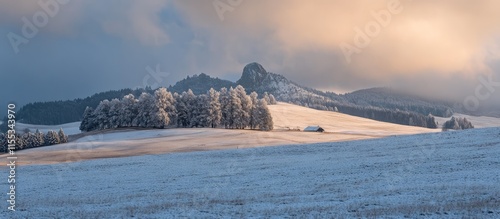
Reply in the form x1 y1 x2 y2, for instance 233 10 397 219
237 62 270 90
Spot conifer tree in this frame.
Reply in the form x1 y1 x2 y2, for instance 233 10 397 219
121 94 137 128
229 87 244 129
219 87 231 128
207 88 222 128
268 94 277 104
0 133 7 153
35 129 45 146
58 128 68 143
153 88 171 128
80 106 95 132
44 130 60 145
256 99 274 131
108 98 122 128
249 92 259 129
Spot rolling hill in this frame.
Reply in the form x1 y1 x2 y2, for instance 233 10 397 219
4 102 439 165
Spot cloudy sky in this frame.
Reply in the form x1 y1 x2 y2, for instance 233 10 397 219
1 0 500 110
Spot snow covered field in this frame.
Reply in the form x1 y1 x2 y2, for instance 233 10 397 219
2 127 499 218
268 102 440 136
4 103 441 165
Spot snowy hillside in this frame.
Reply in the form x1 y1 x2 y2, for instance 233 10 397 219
269 102 438 136
237 62 325 101
3 127 499 218
3 102 438 165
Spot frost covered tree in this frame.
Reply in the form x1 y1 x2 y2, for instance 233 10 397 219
35 129 45 147
108 98 123 128
152 88 171 128
219 87 231 128
44 130 60 145
58 128 68 143
120 94 137 128
256 99 274 131
20 133 29 149
249 92 259 129
0 133 7 153
426 114 438 129
207 88 222 128
268 94 277 105
24 132 38 148
77 84 276 132
0 129 67 152
162 89 177 126
94 99 112 130
184 89 197 127
235 85 252 128
229 87 244 129
15 133 26 150
174 90 197 128
263 92 271 105
80 106 96 132
133 93 156 128
442 117 474 131
175 92 190 127
192 94 209 127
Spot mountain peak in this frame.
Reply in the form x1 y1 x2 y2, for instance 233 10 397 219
244 62 267 73
238 62 269 89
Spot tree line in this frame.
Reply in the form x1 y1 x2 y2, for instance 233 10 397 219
442 117 474 131
80 85 276 132
280 94 438 129
0 129 68 153
16 88 151 125
340 87 454 118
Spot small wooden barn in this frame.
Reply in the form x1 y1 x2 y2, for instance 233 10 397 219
304 126 325 132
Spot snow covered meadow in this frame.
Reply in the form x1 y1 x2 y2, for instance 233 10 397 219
15 122 82 136
2 127 499 218
4 103 441 165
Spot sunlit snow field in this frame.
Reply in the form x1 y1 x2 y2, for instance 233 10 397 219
2 127 499 218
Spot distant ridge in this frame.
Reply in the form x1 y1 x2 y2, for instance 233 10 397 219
168 73 235 95
14 62 462 128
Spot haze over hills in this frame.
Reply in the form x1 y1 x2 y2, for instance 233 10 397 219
12 62 491 128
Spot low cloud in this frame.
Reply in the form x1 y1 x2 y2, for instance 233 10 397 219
172 0 500 106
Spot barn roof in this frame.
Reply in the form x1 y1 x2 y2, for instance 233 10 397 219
304 126 322 131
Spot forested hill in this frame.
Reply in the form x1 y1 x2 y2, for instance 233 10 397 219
16 62 456 127
342 88 454 117
16 88 151 125
168 73 235 95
